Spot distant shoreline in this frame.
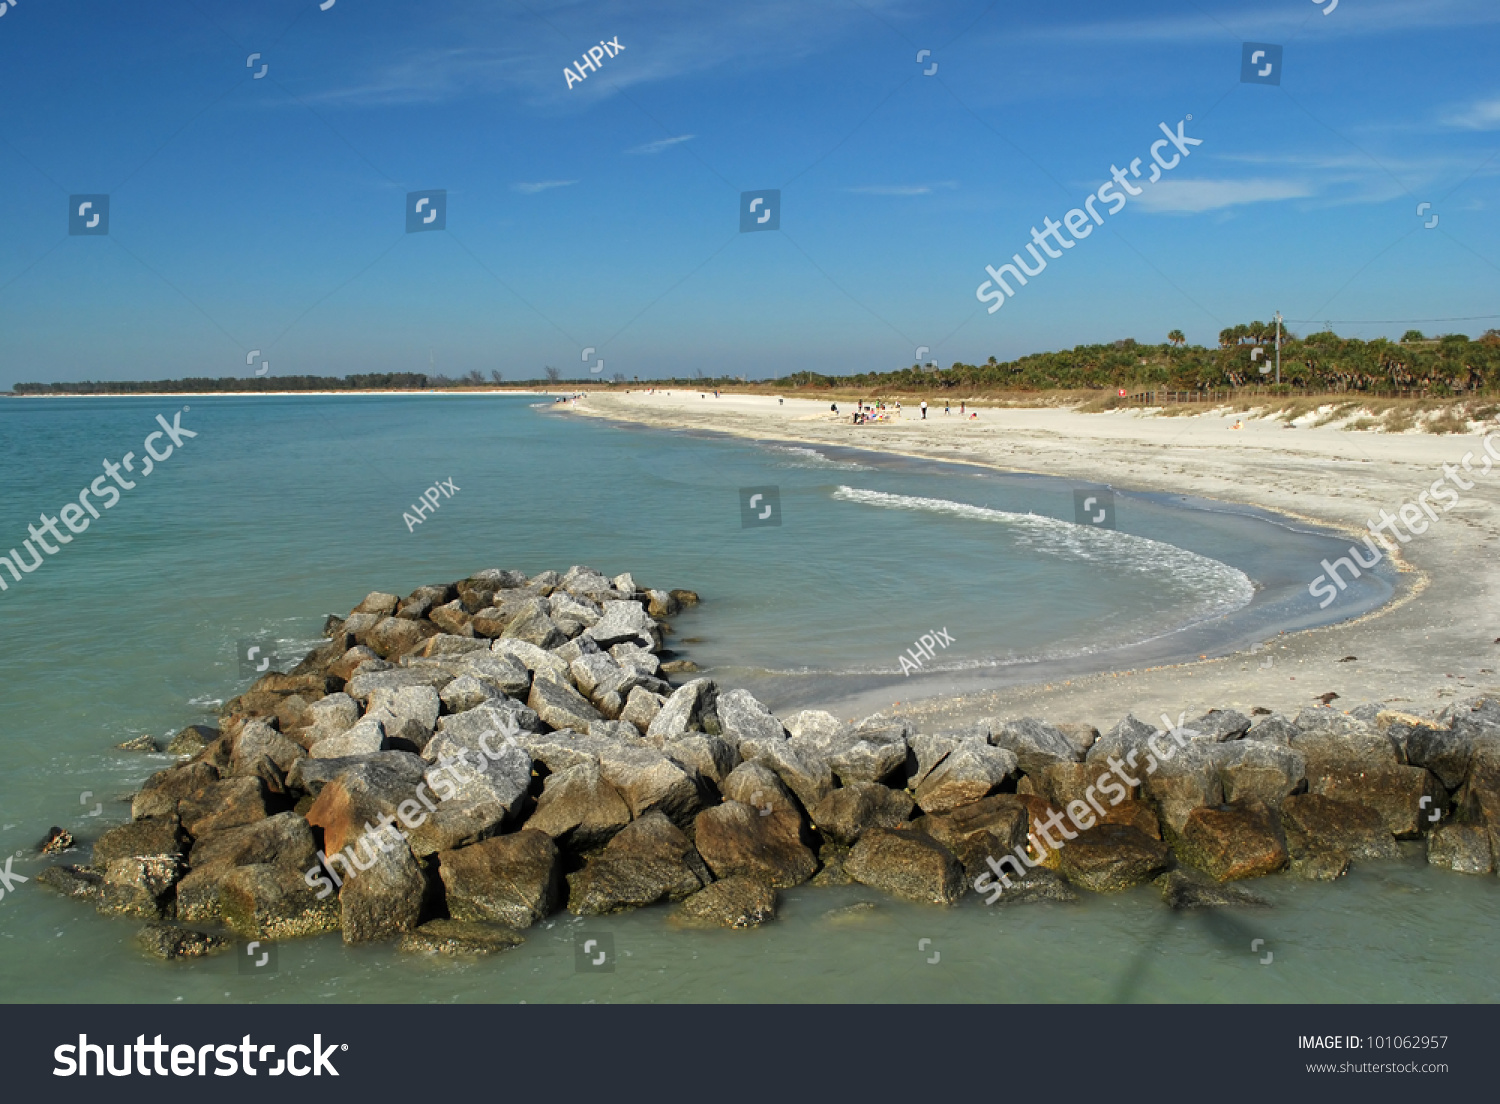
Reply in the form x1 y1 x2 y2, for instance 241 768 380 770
1 389 572 399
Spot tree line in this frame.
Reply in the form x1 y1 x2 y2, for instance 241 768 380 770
11 324 1500 396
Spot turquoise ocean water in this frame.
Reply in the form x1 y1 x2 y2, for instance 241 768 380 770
2 393 1492 1004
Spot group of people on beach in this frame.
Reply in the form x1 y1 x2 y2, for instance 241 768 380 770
834 398 978 424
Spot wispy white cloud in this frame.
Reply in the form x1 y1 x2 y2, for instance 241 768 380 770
1442 97 1500 130
845 182 957 196
303 0 916 108
625 134 696 155
513 180 578 193
1006 0 1500 44
1135 178 1314 213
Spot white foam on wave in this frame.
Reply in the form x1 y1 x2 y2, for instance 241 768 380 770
832 485 1255 621
762 444 871 471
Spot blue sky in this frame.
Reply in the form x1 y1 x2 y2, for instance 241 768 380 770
2 0 1499 384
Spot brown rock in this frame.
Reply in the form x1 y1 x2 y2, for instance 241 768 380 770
220 863 341 939
92 817 187 866
1055 824 1171 892
1178 800 1289 881
438 831 560 930
845 828 965 906
1280 793 1399 879
179 778 272 838
567 811 710 915
811 783 914 846
678 877 777 928
399 919 525 957
694 801 817 889
365 616 440 660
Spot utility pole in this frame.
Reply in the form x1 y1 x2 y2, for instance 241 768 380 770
1274 310 1282 385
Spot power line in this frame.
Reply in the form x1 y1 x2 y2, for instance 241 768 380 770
1281 315 1500 325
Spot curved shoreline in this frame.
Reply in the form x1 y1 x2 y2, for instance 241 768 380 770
563 392 1499 733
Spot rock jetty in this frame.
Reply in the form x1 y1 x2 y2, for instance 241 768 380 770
34 564 1500 957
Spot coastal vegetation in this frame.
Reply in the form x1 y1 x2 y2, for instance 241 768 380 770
11 324 1500 407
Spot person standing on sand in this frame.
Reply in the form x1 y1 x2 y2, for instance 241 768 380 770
960 401 965 416
920 400 927 420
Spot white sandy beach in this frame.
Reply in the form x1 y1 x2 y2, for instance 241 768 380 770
568 390 1500 732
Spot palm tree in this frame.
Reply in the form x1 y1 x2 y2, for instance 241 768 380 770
1168 329 1185 347
544 366 561 382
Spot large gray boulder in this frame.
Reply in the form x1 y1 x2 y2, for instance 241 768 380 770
231 720 307 776
286 750 427 797
438 674 501 714
645 679 720 742
620 687 667 734
586 600 659 650
663 734 738 785
739 736 833 811
366 685 441 749
310 716 387 759
1185 709 1253 741
720 761 798 814
500 599 567 649
567 811 711 914
348 660 453 702
1141 742 1223 838
987 717 1081 777
1216 741 1306 808
915 739 1017 814
457 652 532 697
490 638 570 684
1087 714 1160 765
525 761 633 851
408 738 532 856
529 676 603 732
1244 714 1299 745
595 744 703 828
716 689 787 749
